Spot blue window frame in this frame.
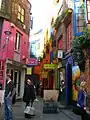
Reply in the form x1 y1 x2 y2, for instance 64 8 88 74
73 0 86 36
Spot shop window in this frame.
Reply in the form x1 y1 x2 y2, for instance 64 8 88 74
14 71 17 87
15 31 21 51
6 69 9 74
11 69 13 81
17 5 25 23
86 0 90 23
66 23 72 52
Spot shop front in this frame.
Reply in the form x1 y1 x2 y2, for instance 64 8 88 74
65 54 73 105
42 64 57 89
56 49 66 103
57 64 66 104
6 59 26 99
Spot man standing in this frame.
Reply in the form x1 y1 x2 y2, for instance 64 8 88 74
4 74 13 120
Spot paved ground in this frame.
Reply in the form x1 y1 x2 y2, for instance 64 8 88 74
0 98 81 120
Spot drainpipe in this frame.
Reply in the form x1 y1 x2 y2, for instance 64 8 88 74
56 35 59 89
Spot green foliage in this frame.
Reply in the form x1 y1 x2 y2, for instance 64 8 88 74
53 9 69 28
72 28 90 50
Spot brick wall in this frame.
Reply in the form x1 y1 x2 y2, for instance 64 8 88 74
0 0 31 35
0 0 11 19
11 0 31 35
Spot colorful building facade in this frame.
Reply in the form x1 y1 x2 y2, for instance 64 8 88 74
0 0 31 99
53 0 90 105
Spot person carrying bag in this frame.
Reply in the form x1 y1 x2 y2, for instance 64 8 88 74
23 79 36 118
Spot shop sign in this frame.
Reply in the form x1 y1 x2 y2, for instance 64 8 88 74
57 50 64 59
43 64 56 69
26 58 39 66
42 72 48 78
26 68 32 75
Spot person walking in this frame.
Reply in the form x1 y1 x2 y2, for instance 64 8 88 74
4 74 14 120
23 79 36 118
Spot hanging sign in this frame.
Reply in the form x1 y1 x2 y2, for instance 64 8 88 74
43 64 56 69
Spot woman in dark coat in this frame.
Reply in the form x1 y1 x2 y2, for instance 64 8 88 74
23 79 36 107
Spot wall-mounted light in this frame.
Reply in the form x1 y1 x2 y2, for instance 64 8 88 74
4 30 12 44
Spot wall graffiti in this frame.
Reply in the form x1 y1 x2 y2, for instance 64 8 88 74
72 65 80 101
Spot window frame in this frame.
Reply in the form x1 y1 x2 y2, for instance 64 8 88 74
74 0 86 36
17 5 25 23
15 31 21 51
86 0 90 23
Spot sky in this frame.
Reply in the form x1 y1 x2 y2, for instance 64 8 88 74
30 0 55 35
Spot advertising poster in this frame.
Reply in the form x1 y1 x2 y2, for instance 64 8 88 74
72 65 80 101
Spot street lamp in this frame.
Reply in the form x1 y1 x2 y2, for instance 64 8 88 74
0 30 12 58
4 30 12 45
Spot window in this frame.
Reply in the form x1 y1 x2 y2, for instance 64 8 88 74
15 32 21 51
76 2 84 33
87 0 90 23
58 38 63 49
17 5 25 23
74 0 85 36
10 69 13 81
66 23 72 52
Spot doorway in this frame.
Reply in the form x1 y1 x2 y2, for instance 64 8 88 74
14 70 21 97
67 63 72 105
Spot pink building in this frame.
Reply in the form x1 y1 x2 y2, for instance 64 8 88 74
0 0 31 99
0 20 29 98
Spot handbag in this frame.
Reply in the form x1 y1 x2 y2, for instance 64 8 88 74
24 106 35 116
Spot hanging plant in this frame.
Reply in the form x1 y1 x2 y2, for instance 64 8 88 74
72 28 90 50
53 9 69 28
71 28 90 71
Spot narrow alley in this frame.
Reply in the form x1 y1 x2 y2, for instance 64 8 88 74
1 98 81 120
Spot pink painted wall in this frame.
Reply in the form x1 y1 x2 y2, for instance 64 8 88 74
0 20 29 63
20 34 29 62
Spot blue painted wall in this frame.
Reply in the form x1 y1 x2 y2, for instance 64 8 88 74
65 55 74 105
